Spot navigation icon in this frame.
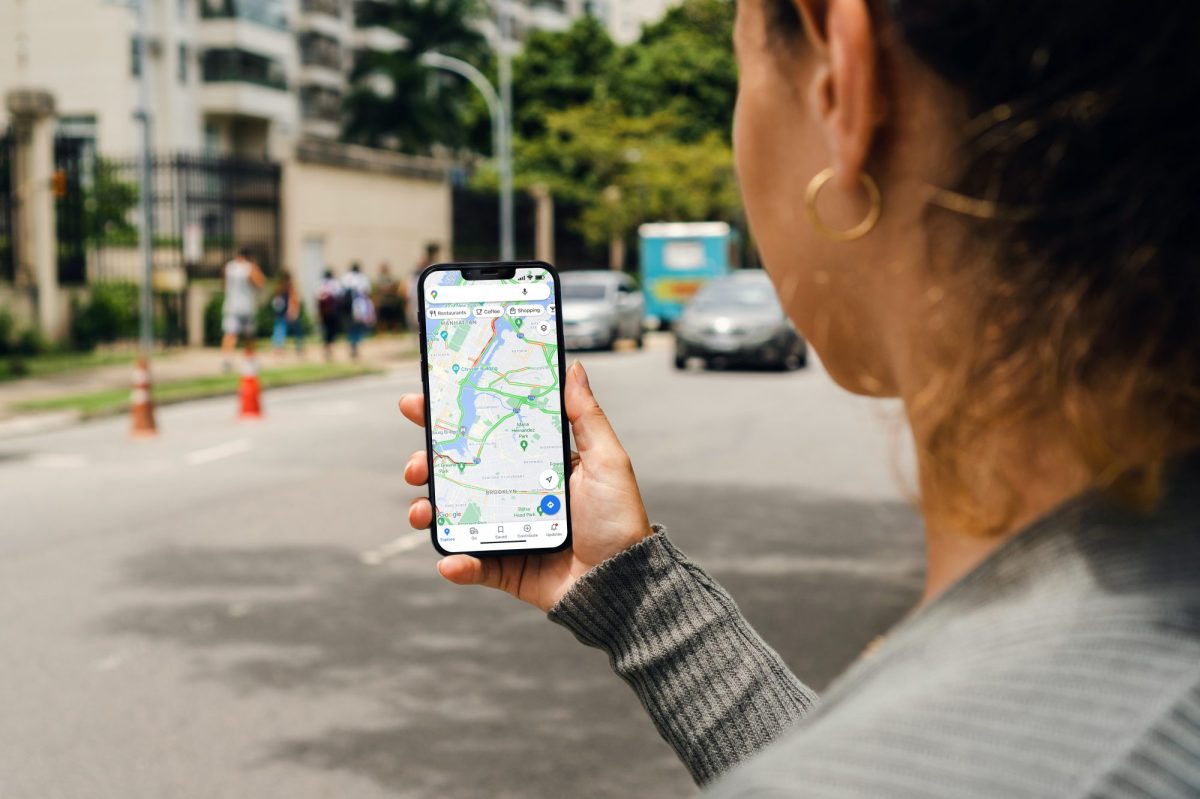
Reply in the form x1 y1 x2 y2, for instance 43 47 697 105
539 495 561 516
539 469 559 490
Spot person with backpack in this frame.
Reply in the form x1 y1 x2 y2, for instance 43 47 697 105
316 269 343 362
341 263 374 361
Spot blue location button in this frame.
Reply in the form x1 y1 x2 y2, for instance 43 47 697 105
539 495 561 516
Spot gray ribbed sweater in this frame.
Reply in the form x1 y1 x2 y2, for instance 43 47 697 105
549 463 1200 797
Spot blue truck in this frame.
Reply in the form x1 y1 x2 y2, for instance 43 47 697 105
638 222 737 328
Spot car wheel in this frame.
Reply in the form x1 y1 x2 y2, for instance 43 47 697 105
602 328 618 351
673 354 687 370
634 330 645 349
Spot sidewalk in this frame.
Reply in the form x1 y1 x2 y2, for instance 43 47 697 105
0 334 419 437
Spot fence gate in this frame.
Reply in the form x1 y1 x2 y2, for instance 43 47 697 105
0 130 14 283
53 135 90 285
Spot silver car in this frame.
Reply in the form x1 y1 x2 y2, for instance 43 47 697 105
560 271 645 351
674 271 807 370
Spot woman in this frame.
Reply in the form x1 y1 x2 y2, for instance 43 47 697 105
316 269 343 362
401 1 1200 795
270 270 303 357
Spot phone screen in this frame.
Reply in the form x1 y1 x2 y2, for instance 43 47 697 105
420 264 571 555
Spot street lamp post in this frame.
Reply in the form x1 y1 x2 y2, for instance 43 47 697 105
418 16 515 262
132 0 156 357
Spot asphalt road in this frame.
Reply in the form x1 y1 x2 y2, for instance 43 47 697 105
0 338 924 799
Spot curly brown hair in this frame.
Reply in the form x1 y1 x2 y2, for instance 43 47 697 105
769 1 1200 533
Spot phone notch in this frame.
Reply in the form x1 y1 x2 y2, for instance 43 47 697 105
462 266 517 281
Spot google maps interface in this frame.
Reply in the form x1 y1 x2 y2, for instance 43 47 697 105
424 267 567 552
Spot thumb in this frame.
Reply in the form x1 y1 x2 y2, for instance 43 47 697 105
437 555 498 588
564 361 623 459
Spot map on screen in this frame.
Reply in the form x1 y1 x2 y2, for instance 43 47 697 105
423 266 568 553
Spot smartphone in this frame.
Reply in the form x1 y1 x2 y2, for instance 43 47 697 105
418 261 572 557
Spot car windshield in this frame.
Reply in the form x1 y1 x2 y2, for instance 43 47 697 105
689 279 780 312
561 283 609 301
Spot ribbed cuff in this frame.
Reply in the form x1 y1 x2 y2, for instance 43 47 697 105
548 526 817 785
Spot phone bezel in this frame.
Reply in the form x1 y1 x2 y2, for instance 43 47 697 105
417 260 573 558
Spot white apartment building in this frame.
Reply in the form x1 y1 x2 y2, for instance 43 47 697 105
593 0 681 44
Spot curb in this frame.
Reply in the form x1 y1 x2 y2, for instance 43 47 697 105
0 410 83 442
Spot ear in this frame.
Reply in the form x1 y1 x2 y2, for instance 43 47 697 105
793 0 881 191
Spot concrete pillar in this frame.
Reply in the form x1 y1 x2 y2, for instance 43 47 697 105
6 90 60 340
530 184 554 265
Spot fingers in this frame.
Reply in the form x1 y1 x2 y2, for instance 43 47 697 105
398 394 426 428
408 497 433 529
404 450 429 486
437 555 496 587
564 362 627 464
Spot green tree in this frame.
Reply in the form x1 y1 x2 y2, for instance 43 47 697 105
343 0 490 153
608 0 737 143
493 103 740 248
509 16 617 139
85 158 138 246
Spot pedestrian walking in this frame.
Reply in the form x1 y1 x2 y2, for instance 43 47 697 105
375 262 403 331
399 1 1200 796
316 269 343 362
270 270 304 357
407 243 440 331
341 263 374 361
220 248 265 372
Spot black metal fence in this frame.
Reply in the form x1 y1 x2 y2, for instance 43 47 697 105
0 130 13 283
451 186 608 271
51 141 282 284
49 141 281 342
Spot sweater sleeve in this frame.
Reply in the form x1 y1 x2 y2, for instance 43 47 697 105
547 527 818 786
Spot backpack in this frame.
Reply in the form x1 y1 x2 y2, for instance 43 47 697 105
317 284 340 318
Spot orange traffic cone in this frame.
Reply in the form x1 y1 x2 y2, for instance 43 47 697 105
130 356 158 438
238 347 263 420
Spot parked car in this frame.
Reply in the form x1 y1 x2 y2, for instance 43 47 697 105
560 271 645 351
673 271 807 370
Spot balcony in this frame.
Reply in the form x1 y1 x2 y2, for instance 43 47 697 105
300 85 342 139
202 49 288 91
299 32 343 71
200 0 287 30
301 0 343 17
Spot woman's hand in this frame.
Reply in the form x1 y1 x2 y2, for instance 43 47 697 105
399 361 654 613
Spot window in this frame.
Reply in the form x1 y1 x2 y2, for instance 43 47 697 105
178 44 189 84
201 48 288 90
178 0 189 19
204 123 221 155
131 38 142 77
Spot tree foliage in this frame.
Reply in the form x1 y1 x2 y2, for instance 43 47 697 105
498 0 740 247
343 0 490 153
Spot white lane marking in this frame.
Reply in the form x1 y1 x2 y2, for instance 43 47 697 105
32 453 88 469
360 531 428 565
186 438 251 466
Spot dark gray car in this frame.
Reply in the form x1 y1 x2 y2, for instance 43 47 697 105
674 272 807 370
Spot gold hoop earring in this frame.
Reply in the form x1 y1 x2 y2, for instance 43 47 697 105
804 168 882 242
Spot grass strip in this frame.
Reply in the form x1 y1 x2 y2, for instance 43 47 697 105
14 362 381 419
